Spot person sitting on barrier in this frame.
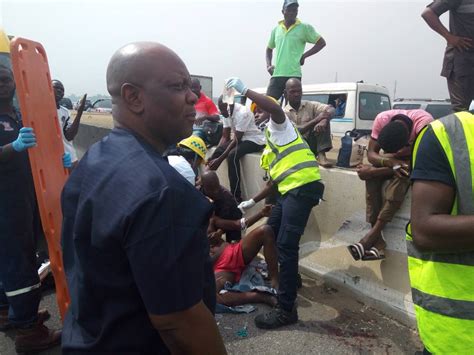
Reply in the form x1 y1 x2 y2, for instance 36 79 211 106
284 78 335 168
52 80 86 167
167 135 207 185
0 65 68 353
206 96 266 203
208 205 279 307
190 78 222 146
347 110 433 261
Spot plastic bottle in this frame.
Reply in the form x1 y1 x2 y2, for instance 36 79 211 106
222 80 235 105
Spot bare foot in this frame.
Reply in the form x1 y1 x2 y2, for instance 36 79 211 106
317 153 333 168
373 238 387 252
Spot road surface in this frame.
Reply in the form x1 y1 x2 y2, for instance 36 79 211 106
0 274 421 354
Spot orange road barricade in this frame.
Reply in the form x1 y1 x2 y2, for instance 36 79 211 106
10 38 70 319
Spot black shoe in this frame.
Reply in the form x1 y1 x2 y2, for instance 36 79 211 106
254 305 298 329
297 273 303 289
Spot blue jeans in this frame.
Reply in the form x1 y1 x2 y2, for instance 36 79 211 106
267 181 324 311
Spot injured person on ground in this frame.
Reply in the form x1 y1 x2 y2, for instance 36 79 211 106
209 223 279 308
202 171 279 307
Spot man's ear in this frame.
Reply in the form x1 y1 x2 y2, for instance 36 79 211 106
121 83 144 114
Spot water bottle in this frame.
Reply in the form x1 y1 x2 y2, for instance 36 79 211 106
222 80 235 105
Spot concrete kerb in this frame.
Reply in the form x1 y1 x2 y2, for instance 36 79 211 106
298 260 416 329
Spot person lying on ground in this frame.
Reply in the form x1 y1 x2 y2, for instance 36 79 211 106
347 110 433 261
209 222 278 308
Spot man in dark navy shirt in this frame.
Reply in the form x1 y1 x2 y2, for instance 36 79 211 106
61 43 226 354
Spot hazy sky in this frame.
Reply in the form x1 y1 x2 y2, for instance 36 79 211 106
1 0 451 99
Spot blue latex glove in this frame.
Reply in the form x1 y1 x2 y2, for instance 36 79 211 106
225 77 248 95
62 152 72 169
12 127 37 152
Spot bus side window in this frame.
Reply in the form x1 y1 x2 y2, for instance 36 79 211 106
330 94 347 117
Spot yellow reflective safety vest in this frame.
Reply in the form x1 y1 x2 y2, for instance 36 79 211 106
260 121 320 195
407 111 474 354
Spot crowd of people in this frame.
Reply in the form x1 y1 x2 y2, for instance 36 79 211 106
0 0 473 354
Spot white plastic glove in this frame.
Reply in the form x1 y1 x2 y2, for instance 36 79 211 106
225 77 248 95
238 199 256 213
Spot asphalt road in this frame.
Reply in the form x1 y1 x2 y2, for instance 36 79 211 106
0 274 421 354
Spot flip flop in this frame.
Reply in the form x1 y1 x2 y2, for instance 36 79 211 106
347 243 365 261
362 247 385 261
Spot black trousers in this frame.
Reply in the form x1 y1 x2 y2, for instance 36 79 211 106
211 140 264 199
267 181 324 311
266 76 301 101
0 184 41 326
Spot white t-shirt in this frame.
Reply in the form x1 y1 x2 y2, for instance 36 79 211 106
266 115 298 146
57 106 78 162
222 103 265 145
167 155 196 185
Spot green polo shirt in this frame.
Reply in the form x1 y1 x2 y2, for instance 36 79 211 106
268 19 320 77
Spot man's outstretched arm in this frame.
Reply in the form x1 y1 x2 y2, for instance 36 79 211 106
213 205 271 231
64 93 87 141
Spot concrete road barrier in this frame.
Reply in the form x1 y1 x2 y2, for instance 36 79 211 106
74 121 414 327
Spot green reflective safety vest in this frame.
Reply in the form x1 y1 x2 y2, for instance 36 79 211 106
260 122 320 195
407 111 474 354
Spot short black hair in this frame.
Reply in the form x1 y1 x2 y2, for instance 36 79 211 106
178 147 198 161
377 121 409 153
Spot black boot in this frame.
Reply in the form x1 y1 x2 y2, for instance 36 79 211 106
254 304 298 329
15 323 61 353
0 309 50 331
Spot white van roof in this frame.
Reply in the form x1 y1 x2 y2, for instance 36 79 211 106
251 82 389 94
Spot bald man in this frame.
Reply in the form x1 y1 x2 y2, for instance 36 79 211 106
61 42 226 354
284 78 334 167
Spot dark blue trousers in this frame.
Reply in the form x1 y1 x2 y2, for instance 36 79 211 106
0 186 41 327
267 181 324 311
